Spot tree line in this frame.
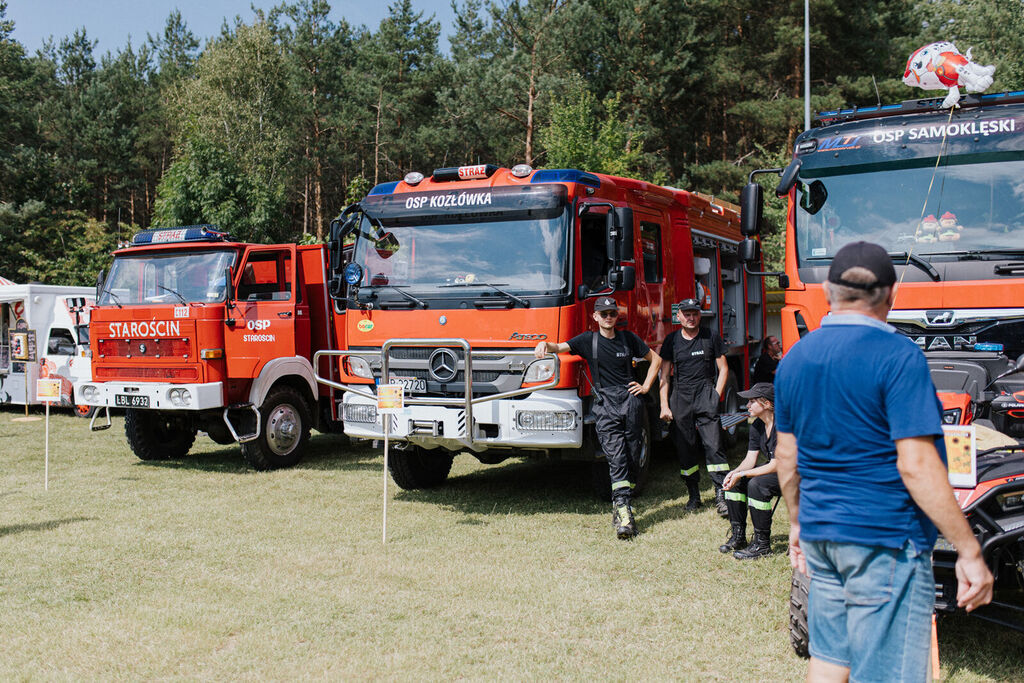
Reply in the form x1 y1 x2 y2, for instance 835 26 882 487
0 0 1021 284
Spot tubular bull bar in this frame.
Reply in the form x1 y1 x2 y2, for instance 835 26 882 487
313 338 561 446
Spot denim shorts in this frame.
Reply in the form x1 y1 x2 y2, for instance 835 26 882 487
802 539 934 683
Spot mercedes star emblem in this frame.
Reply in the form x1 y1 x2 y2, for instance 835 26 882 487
428 348 458 382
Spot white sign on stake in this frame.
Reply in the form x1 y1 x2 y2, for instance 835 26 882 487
377 384 406 544
37 378 62 491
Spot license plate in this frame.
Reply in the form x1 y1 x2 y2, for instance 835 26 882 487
389 376 426 393
115 394 150 408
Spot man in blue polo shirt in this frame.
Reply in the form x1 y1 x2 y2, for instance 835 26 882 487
775 241 992 682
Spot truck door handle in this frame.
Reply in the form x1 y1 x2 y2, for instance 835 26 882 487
278 311 293 318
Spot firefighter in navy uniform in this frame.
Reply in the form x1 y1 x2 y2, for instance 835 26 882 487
535 297 661 539
658 298 730 513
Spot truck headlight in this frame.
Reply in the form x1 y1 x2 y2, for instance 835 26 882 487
345 356 373 380
516 410 575 431
523 358 555 383
344 404 378 423
168 388 192 407
80 384 99 401
942 408 962 424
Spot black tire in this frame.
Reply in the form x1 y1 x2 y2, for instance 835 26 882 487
388 446 454 490
73 403 97 419
124 409 197 461
789 568 811 659
241 386 311 471
721 377 740 448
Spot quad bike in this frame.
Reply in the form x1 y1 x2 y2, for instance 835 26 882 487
788 351 1024 658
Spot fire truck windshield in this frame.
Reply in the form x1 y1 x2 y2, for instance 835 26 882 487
795 155 1024 268
99 250 237 305
354 185 570 296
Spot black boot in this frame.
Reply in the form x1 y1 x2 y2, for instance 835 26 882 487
612 502 637 539
734 530 772 559
684 479 702 511
714 486 729 518
718 524 747 553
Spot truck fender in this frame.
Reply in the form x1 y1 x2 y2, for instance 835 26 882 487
249 357 318 410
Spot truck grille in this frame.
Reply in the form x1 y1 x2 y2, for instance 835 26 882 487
94 366 199 381
98 338 191 358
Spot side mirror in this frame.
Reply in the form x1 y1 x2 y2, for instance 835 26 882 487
374 232 400 258
740 183 763 236
609 265 636 291
605 207 635 263
799 179 828 215
775 158 802 197
95 269 105 300
224 267 236 306
577 283 589 300
739 238 760 264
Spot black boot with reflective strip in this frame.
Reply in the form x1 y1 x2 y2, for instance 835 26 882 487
734 529 772 559
684 478 701 511
612 503 637 539
714 486 729 518
719 523 747 553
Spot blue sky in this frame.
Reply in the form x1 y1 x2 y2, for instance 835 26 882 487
5 0 457 56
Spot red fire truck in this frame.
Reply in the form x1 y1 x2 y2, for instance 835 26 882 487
75 225 346 469
315 164 765 493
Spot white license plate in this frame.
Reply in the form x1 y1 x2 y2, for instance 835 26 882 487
389 376 427 393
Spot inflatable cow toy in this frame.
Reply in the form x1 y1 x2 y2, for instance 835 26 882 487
904 42 995 108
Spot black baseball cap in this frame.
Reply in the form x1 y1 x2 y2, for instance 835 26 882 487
738 382 774 402
594 297 618 312
677 298 701 312
827 241 896 291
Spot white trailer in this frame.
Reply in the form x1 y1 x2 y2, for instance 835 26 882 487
0 283 94 412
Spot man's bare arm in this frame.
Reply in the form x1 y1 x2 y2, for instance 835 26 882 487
775 431 804 573
896 436 993 611
714 355 728 399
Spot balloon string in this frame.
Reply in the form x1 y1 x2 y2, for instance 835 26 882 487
892 105 955 307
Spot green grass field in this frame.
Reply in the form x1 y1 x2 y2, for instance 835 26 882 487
1 408 1021 679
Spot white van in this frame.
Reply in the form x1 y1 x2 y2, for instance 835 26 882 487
0 283 94 413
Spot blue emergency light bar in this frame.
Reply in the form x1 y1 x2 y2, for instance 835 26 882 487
131 225 230 245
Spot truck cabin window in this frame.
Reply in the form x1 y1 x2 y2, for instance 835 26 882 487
236 251 293 302
100 250 236 305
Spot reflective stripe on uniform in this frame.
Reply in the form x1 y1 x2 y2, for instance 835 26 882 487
707 463 730 472
680 466 699 477
749 497 775 511
611 480 633 491
724 491 747 503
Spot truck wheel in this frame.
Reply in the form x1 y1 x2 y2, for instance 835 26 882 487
124 409 197 461
242 386 311 471
721 378 740 448
388 446 454 489
789 567 811 659
74 403 97 419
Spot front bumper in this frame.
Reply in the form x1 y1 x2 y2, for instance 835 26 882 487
341 388 583 452
73 380 225 411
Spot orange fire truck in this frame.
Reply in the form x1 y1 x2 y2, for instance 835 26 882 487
75 226 346 469
315 164 765 493
738 91 1024 436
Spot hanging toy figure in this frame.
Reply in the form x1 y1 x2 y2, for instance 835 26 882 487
915 214 939 244
938 211 963 241
903 42 995 109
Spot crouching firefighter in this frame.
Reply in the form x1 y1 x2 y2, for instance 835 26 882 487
720 382 781 559
535 297 661 539
658 298 730 514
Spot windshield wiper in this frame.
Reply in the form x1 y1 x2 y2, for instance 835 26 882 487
921 249 1024 261
440 281 531 308
807 252 940 281
363 284 428 308
157 284 188 305
887 252 941 282
100 288 123 309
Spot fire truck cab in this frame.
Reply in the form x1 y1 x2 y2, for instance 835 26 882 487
75 226 345 469
316 164 765 493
